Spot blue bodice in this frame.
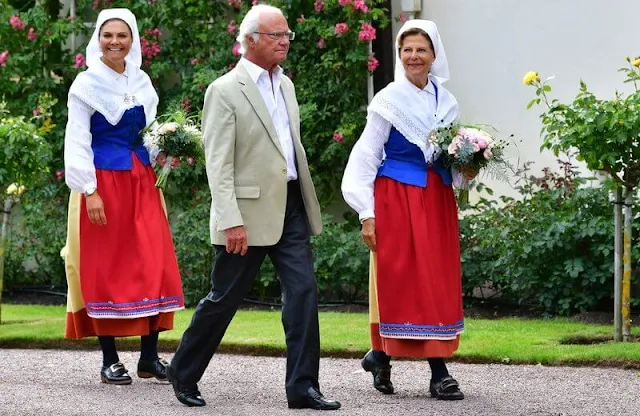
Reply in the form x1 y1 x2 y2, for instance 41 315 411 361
90 105 150 170
377 127 452 187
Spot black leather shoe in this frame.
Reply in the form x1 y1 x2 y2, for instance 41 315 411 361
430 376 464 400
100 362 132 385
166 365 206 407
361 350 394 394
137 357 169 381
288 387 341 410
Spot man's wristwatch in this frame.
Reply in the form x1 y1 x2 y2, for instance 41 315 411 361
84 187 97 197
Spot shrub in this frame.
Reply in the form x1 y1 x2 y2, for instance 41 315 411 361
460 157 638 316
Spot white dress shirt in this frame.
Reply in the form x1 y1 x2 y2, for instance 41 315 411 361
240 57 298 181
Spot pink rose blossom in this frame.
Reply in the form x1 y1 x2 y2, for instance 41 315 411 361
367 56 379 72
333 132 344 143
228 0 242 9
317 38 325 49
67 16 75 22
338 0 352 6
56 170 65 181
0 51 9 67
181 96 192 113
398 13 408 23
145 28 162 37
227 21 236 34
187 157 195 166
191 58 203 65
33 108 41 117
141 37 161 61
252 0 259 5
74 53 86 68
297 15 305 23
28 28 37 41
10 15 25 30
358 23 376 41
314 0 324 12
232 43 241 56
334 23 349 36
354 0 369 13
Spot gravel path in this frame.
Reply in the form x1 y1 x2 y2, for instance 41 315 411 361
0 349 638 416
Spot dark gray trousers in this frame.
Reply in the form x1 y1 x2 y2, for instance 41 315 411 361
170 181 320 400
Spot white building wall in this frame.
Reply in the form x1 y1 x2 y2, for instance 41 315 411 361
392 0 640 198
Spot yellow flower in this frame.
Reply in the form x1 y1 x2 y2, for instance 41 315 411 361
633 58 640 68
522 71 540 85
6 183 26 196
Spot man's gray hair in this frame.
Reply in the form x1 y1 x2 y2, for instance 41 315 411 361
236 4 284 55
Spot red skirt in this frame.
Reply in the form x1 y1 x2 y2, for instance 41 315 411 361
369 170 463 357
64 154 184 339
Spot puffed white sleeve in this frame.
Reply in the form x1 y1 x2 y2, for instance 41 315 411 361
64 95 97 193
341 112 391 221
143 120 161 165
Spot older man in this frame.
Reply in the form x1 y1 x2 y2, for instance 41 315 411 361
166 4 341 411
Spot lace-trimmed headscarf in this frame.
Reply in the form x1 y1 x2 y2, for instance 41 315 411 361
68 8 158 126
368 19 458 162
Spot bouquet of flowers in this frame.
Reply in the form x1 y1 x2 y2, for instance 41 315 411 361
143 110 204 189
429 123 510 204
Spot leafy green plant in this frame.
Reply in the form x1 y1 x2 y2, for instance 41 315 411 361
460 156 637 316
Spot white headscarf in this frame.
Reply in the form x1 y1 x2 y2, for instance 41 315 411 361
368 19 458 162
394 19 450 84
68 8 158 126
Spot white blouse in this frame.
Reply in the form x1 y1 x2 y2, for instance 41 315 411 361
341 82 466 222
64 67 157 193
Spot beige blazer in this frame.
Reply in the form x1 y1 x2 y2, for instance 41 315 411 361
201 63 322 246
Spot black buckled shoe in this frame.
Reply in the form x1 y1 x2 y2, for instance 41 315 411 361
100 362 132 385
361 350 394 394
288 387 341 410
137 357 169 381
430 376 464 400
166 365 206 407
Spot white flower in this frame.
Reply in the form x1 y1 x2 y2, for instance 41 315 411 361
6 183 26 196
157 122 178 135
483 145 494 160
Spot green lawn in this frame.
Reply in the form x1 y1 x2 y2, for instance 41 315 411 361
1 304 638 368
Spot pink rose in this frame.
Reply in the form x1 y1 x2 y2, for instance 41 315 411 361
367 56 379 72
354 0 369 13
314 0 324 12
10 15 25 31
339 0 352 6
232 43 241 56
398 13 408 23
317 38 325 49
334 23 349 36
297 15 305 23
191 58 202 65
33 108 41 117
28 28 37 41
358 23 376 41
0 51 9 67
228 0 242 8
187 157 195 166
74 53 86 68
56 170 65 181
483 146 493 160
333 132 344 143
227 21 236 34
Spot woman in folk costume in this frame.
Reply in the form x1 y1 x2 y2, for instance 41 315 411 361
63 8 184 385
342 19 476 400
